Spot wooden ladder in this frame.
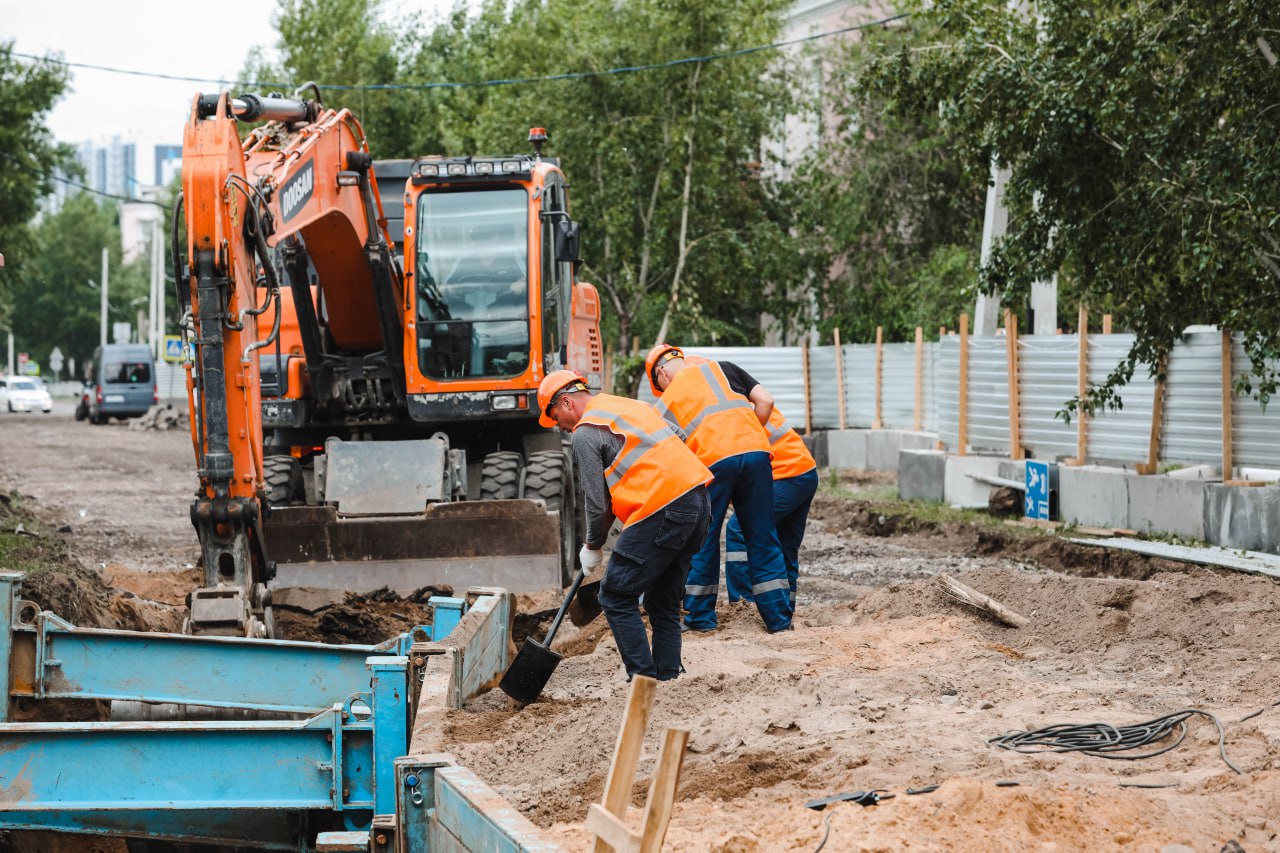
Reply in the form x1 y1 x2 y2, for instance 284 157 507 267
586 676 689 853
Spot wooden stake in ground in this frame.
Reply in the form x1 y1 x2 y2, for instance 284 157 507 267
587 676 690 853
937 573 1028 628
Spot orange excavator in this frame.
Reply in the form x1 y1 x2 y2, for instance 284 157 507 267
177 89 601 636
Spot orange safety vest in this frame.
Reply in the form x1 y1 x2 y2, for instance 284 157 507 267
655 359 770 467
577 394 713 528
764 408 817 480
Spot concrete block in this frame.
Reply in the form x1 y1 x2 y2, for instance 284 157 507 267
898 450 945 502
1203 484 1280 554
1058 465 1129 529
997 460 1026 483
804 432 828 469
943 455 1006 508
825 430 869 470
866 430 935 471
1126 474 1206 540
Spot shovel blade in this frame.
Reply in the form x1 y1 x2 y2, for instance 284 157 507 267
499 638 563 703
567 579 602 627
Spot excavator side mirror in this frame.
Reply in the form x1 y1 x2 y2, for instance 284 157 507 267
554 220 581 264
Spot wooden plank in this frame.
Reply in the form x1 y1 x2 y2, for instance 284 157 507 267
937 573 1029 628
587 805 640 853
801 339 812 436
1076 305 1088 466
638 728 690 853
1222 328 1233 480
1004 310 1023 460
1102 314 1112 334
914 326 924 432
957 313 969 456
1224 480 1269 487
833 328 847 431
434 765 564 852
872 326 884 429
593 676 657 853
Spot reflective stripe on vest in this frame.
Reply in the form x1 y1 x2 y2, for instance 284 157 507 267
653 361 770 466
578 394 712 528
765 409 816 480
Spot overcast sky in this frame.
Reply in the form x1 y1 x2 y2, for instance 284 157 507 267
2 0 455 148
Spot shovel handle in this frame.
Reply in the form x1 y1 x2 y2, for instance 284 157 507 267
544 568 588 646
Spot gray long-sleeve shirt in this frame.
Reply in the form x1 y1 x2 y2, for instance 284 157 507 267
572 416 690 548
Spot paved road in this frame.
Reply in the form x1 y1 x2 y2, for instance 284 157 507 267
0 405 198 572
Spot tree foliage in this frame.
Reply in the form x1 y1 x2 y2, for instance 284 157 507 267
0 42 75 328
7 194 150 378
862 0 1280 408
795 23 984 344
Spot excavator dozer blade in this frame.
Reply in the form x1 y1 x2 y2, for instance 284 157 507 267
264 499 562 606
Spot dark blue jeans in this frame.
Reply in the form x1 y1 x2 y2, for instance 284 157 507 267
598 487 710 680
725 467 819 610
683 451 791 633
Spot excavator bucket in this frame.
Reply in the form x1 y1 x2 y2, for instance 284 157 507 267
263 438 564 607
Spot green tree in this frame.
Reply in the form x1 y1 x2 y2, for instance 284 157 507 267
240 0 423 158
862 0 1280 408
9 194 149 378
0 42 74 329
796 22 985 345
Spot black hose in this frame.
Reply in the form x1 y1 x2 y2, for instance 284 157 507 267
989 709 1241 774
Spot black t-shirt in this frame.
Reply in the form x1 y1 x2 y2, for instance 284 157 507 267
718 360 759 398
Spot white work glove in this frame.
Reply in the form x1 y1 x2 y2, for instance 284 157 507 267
579 544 604 576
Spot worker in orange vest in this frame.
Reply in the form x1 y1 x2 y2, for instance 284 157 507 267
724 401 818 614
645 345 793 633
537 370 712 681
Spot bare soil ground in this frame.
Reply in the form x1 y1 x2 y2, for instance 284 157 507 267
1 413 1278 852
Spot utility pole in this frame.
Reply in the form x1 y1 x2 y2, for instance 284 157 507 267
99 247 109 351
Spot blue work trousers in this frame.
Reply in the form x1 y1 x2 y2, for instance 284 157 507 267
598 487 710 680
683 451 791 632
725 467 819 611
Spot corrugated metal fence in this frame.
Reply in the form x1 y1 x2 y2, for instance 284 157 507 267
631 329 1280 470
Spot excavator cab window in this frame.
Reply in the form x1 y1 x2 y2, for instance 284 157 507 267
541 178 570 372
415 187 531 380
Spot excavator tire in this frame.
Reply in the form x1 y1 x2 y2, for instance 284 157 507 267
263 455 304 506
480 451 523 501
523 449 578 586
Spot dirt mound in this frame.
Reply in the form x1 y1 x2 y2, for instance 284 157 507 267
276 588 439 644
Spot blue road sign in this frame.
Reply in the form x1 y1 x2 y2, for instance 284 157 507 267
1025 460 1050 520
163 335 184 363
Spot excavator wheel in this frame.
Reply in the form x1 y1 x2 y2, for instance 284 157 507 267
263 455 304 506
479 451 524 500
523 449 578 586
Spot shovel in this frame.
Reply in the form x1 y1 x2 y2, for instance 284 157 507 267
499 569 588 703
567 579 602 627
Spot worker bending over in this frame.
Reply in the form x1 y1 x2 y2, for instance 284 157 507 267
722 377 818 614
646 345 792 633
538 370 712 681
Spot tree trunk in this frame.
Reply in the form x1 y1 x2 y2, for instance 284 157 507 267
653 66 701 346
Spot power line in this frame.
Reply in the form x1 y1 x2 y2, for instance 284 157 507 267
0 150 170 211
9 12 908 93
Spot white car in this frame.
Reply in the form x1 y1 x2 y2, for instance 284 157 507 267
0 377 54 413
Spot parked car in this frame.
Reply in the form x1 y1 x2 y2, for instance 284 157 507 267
86 344 157 423
0 376 54 413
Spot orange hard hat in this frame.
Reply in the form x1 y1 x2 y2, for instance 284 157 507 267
644 344 683 396
537 369 589 428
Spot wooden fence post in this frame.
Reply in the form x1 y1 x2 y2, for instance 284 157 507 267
801 339 812 436
872 326 884 429
958 313 969 456
1222 328 1233 480
1004 309 1023 460
1075 305 1088 466
1136 351 1167 475
833 328 847 430
1102 314 1112 334
913 326 924 432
